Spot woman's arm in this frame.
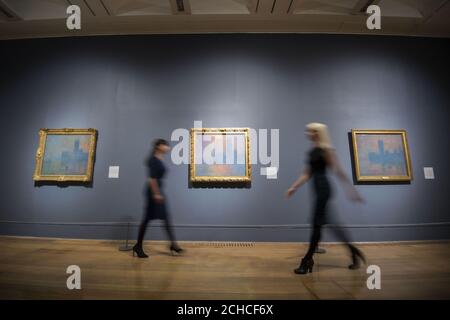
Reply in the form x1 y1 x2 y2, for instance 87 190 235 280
285 166 311 198
324 150 351 183
324 149 364 202
149 178 164 203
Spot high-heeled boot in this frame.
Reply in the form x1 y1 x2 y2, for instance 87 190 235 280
294 258 314 274
132 244 149 258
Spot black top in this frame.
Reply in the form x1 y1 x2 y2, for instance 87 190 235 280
147 155 166 190
307 147 331 226
145 155 168 220
308 147 328 176
308 147 331 209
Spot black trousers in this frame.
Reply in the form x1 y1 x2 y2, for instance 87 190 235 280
304 191 356 260
304 224 356 260
136 207 176 247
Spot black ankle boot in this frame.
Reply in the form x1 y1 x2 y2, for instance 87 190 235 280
349 246 365 269
294 258 314 274
132 244 149 258
170 243 184 255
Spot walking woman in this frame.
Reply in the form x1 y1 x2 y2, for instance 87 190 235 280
285 123 365 274
133 139 184 258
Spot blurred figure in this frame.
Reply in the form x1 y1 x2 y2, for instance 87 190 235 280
285 123 365 274
133 139 184 258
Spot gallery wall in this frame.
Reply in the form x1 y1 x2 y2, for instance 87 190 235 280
0 34 449 242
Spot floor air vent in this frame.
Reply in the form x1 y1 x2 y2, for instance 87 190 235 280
191 242 255 248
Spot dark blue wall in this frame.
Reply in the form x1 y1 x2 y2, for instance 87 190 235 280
0 34 449 242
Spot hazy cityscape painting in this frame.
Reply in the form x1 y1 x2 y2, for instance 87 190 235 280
190 128 251 183
42 134 91 176
194 133 247 177
354 131 411 180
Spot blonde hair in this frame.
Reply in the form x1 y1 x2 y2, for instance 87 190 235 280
306 122 333 149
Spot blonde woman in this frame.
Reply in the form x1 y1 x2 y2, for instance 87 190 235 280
286 123 365 274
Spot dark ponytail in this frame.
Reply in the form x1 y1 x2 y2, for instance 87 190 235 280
152 138 169 156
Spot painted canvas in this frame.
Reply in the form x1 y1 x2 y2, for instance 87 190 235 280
352 130 412 182
190 128 251 183
42 135 90 175
33 128 98 182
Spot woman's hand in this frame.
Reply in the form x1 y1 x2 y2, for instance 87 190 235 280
153 194 164 204
285 187 297 199
348 188 365 203
285 169 310 199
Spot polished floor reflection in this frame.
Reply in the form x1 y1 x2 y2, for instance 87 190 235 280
0 236 449 299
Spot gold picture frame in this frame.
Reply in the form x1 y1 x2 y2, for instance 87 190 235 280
190 128 251 183
351 129 412 182
33 128 98 182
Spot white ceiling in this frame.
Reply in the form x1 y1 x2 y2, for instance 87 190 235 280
0 0 449 39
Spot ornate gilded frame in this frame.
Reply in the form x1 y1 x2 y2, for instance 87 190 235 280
190 128 251 183
351 129 412 182
33 128 98 182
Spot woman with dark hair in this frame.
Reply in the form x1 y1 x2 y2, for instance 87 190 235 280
285 123 365 274
133 138 184 258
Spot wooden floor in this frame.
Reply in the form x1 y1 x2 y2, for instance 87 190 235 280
0 236 449 299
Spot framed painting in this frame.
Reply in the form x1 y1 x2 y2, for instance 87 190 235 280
190 128 251 183
351 129 412 182
33 128 98 182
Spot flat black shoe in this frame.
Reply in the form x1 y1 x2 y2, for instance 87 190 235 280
170 244 184 256
294 258 314 274
132 244 149 258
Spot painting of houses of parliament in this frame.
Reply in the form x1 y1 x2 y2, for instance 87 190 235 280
354 132 410 177
42 135 90 176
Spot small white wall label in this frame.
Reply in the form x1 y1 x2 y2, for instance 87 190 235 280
423 167 435 180
108 166 120 179
260 166 278 180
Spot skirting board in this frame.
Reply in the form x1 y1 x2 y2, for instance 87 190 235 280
1 220 450 242
1 235 450 246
